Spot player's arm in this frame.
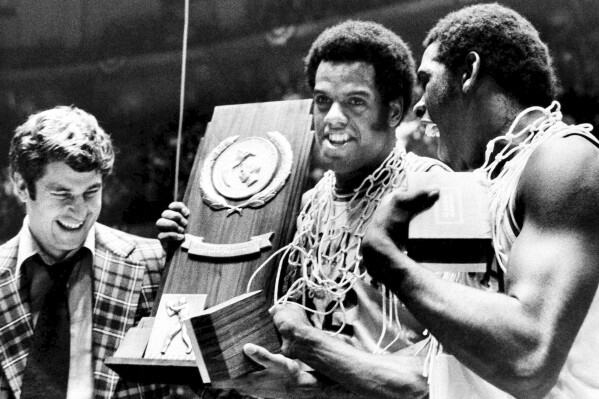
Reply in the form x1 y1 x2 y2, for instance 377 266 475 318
362 136 599 398
213 303 428 399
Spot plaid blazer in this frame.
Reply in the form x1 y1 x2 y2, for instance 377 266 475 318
0 223 170 399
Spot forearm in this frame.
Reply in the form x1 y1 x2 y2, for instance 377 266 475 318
392 255 532 362
288 324 428 399
367 241 564 397
362 154 599 398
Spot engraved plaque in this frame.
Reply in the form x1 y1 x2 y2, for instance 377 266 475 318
200 131 293 215
212 137 279 200
106 99 314 385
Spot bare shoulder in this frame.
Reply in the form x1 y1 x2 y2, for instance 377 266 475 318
519 133 599 230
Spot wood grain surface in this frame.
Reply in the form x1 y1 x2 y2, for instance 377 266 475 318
186 290 281 381
107 99 313 384
161 99 314 308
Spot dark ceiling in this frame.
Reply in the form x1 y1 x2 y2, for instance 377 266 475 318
0 0 597 240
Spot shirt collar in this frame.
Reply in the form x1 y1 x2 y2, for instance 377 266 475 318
16 216 96 274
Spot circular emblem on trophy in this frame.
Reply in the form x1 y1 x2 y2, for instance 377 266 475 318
212 138 279 200
200 132 293 215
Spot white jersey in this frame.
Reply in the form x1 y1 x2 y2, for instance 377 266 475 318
286 150 453 353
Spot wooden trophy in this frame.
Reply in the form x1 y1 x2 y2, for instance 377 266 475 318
106 99 314 384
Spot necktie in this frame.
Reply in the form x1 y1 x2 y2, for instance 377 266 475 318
21 254 80 399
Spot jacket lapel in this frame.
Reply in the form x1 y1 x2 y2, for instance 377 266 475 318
0 236 33 399
91 224 146 399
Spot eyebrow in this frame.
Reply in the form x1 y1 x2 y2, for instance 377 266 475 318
313 88 373 98
47 182 103 192
85 183 103 191
46 183 70 191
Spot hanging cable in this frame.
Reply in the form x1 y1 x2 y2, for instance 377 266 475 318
174 0 190 200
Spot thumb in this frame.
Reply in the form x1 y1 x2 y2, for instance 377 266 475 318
390 186 440 216
243 343 300 374
243 343 279 368
375 187 439 243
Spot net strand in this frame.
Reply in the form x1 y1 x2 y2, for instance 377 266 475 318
248 145 409 352
475 101 594 271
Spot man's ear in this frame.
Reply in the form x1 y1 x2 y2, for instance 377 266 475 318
12 173 31 203
387 98 403 128
462 51 481 94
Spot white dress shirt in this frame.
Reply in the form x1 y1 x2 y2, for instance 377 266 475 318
16 217 94 399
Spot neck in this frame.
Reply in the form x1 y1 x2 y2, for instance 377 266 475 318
466 90 538 169
334 148 396 194
334 166 377 194
486 106 548 170
482 94 522 139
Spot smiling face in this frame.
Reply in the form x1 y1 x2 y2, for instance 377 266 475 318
15 161 102 261
312 61 399 183
414 42 479 171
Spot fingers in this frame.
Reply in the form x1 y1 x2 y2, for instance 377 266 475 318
156 219 185 242
243 343 280 367
243 343 300 374
211 347 318 397
168 201 190 217
371 187 439 239
392 186 440 214
381 186 439 220
158 208 189 229
156 203 190 250
156 203 190 242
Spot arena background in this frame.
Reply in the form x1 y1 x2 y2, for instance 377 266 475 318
1 0 598 245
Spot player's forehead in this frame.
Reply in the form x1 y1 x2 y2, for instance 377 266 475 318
314 61 377 97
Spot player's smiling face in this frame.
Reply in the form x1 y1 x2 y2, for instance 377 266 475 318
312 61 396 178
16 161 102 261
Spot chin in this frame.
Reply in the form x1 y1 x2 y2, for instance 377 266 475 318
60 237 86 250
319 151 346 169
56 227 90 246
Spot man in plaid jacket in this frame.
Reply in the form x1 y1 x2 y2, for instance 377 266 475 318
0 106 169 398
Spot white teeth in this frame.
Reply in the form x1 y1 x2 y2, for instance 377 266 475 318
327 133 350 144
58 220 84 230
424 124 440 138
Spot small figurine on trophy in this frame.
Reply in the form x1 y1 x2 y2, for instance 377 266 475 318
161 297 192 354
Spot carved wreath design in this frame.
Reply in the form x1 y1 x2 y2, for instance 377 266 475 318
200 131 293 216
